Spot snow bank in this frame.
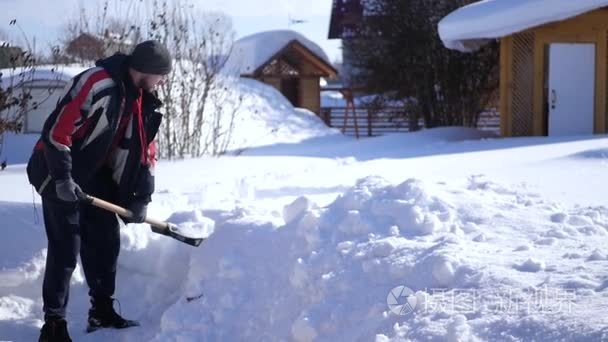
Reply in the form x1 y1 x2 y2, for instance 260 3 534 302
242 126 498 158
0 64 88 86
0 132 39 164
166 210 215 239
155 177 498 341
152 176 477 341
439 0 608 52
320 91 408 108
227 78 340 152
147 165 608 341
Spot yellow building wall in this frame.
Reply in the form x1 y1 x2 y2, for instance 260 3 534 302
258 65 322 115
499 37 512 137
253 52 331 116
260 77 281 92
299 78 321 114
299 63 322 114
502 8 608 136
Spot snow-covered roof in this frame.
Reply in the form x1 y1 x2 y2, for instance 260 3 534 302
102 32 134 46
0 64 89 87
439 0 608 52
226 30 333 75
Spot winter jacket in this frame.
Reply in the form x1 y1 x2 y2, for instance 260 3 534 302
26 53 163 206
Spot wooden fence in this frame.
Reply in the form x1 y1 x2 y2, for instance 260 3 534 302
319 107 501 137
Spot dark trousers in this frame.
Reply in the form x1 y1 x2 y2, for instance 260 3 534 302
41 171 120 321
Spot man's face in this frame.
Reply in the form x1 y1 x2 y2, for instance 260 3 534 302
136 73 165 91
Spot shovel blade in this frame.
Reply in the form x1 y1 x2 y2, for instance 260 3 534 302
151 223 205 247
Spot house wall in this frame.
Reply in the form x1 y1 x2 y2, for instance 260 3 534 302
66 34 105 61
500 33 536 137
259 75 321 114
300 78 321 114
259 67 322 115
501 8 608 136
299 63 321 114
260 77 282 92
252 42 336 116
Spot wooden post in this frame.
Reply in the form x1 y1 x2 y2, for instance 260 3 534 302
499 36 513 137
367 109 373 136
342 101 349 134
340 88 360 138
596 30 607 133
351 99 360 139
321 108 331 126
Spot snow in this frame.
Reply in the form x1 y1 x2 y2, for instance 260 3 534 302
0 64 89 135
320 91 407 108
515 258 546 273
226 30 332 76
4 79 608 340
0 132 39 164
438 0 608 52
0 64 88 86
227 78 340 151
0 73 339 166
166 210 215 239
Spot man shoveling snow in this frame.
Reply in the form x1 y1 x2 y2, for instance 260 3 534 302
26 40 172 342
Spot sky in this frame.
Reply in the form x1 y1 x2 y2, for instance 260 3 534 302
0 0 343 63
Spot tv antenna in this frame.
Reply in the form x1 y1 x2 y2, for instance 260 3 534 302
288 13 308 27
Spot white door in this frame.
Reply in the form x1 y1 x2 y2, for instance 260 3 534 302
548 43 595 136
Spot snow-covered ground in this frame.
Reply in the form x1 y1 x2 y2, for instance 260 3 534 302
2 90 608 340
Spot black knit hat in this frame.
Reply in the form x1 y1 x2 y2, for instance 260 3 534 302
129 40 172 75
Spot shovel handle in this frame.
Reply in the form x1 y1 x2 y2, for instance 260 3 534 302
82 194 169 230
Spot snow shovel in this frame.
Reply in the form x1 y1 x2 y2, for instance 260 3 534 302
79 193 204 247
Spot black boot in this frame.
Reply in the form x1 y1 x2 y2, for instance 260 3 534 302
39 318 72 342
86 297 140 333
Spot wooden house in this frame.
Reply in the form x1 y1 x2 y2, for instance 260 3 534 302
229 30 338 115
440 0 608 137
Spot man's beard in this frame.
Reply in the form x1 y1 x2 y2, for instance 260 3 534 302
137 78 155 91
137 78 150 91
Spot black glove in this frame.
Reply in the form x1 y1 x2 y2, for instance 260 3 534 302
126 199 148 224
55 178 83 202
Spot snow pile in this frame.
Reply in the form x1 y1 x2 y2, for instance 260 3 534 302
0 132 39 164
166 210 215 239
320 91 408 108
148 167 608 341
439 0 608 52
243 126 497 158
227 78 340 151
0 64 88 86
153 176 479 341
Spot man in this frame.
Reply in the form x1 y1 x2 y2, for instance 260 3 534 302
27 40 172 342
